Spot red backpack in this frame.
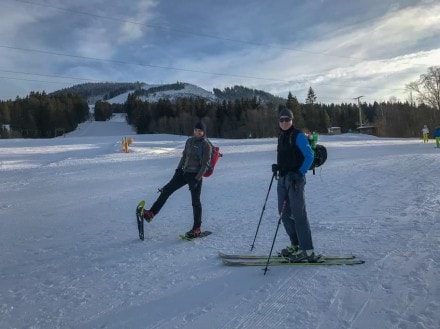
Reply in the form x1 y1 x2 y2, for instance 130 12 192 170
199 139 222 177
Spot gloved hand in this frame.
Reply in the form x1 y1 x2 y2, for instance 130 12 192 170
272 164 279 175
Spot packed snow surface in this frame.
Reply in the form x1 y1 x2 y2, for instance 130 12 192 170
1 114 439 329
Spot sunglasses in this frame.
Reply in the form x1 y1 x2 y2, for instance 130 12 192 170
279 117 292 123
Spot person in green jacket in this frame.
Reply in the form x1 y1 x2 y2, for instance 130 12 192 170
422 125 429 143
434 126 440 148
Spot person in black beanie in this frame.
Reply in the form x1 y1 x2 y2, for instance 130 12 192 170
141 120 211 238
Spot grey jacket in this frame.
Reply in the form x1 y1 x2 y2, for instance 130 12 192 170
177 137 211 180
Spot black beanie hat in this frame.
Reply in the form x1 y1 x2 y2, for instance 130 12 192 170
279 108 293 119
194 121 206 134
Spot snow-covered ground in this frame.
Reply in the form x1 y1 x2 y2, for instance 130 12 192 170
0 115 439 329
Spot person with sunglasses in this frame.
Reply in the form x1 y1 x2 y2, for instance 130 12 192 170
272 107 317 262
140 121 211 238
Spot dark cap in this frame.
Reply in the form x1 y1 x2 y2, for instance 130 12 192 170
194 121 206 134
279 108 293 119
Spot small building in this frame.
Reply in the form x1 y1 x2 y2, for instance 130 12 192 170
328 127 341 135
357 125 378 136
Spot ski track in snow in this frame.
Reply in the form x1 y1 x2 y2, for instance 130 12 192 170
1 116 439 329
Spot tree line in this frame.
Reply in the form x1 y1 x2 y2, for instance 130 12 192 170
0 89 440 138
0 92 89 138
110 67 440 139
1 67 438 139
2 91 439 140
51 82 144 102
120 91 439 139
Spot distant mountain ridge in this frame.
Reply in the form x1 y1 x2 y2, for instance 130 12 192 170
50 82 145 104
50 81 286 105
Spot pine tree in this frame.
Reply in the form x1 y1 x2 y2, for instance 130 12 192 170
306 87 317 104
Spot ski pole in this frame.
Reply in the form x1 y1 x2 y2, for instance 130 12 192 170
250 173 276 251
263 186 290 275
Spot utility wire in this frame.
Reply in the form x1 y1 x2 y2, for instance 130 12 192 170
4 0 423 100
13 0 363 61
0 76 78 85
0 45 407 93
12 0 431 66
0 45 294 82
0 69 100 82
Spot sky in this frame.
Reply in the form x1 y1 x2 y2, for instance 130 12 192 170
1 0 439 103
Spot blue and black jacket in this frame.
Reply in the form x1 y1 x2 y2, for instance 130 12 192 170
277 127 314 176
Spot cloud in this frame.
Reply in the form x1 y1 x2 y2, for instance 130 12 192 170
1 0 439 103
324 4 440 59
118 0 159 43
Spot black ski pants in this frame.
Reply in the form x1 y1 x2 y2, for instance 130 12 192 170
150 170 203 229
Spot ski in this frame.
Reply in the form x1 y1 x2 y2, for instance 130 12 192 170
222 258 365 267
136 200 145 241
179 231 212 241
218 252 357 260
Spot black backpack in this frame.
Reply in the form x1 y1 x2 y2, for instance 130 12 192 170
285 129 327 174
309 144 327 174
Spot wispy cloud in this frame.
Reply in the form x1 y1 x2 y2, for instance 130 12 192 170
0 0 438 103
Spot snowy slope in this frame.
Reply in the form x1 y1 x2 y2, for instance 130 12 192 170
105 83 217 105
138 83 217 102
0 120 439 329
66 113 135 137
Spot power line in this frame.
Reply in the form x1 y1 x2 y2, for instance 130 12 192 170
12 0 431 66
0 76 76 85
6 1 430 86
4 1 427 101
0 45 294 82
12 0 360 61
0 69 100 82
0 45 409 94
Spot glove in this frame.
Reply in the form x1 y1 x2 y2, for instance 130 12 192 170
272 164 279 175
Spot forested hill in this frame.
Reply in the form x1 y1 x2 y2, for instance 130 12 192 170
50 82 286 106
50 82 145 103
213 85 285 104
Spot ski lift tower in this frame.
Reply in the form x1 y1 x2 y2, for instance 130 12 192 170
354 96 364 127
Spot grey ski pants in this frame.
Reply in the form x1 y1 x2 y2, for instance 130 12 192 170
277 173 314 251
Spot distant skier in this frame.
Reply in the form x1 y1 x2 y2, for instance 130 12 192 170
422 125 429 143
272 107 316 262
434 126 440 148
140 121 211 238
